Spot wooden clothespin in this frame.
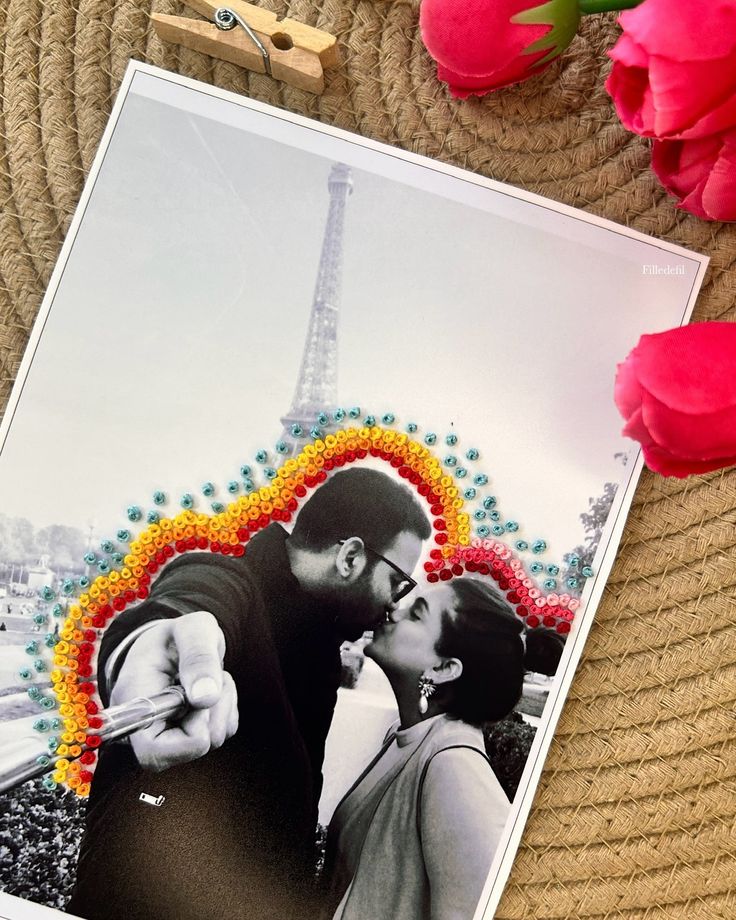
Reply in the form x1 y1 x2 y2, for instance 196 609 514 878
151 1 339 94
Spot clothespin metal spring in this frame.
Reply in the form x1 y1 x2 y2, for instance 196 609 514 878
214 7 272 77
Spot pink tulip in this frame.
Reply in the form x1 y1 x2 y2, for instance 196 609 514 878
615 323 736 477
420 0 644 98
419 0 557 97
606 0 736 140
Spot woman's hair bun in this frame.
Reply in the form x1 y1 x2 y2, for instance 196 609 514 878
523 627 565 676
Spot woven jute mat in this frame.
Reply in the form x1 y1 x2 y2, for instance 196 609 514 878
1 2 734 918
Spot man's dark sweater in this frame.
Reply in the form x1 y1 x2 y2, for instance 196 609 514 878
68 524 344 920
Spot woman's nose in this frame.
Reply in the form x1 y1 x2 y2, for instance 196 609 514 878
388 605 406 623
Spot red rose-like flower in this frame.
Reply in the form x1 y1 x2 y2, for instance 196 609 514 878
615 323 736 477
606 0 736 140
651 128 736 221
419 0 577 98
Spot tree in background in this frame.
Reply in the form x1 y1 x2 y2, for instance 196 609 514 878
0 516 33 567
35 525 87 572
0 514 87 578
562 453 628 596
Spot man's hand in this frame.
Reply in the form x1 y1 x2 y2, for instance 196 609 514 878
110 611 239 772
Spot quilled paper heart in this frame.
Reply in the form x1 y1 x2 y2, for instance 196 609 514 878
25 414 591 796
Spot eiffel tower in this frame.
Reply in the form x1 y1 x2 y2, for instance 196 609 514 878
280 163 353 455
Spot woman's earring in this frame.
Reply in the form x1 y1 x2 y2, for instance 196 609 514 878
418 675 436 715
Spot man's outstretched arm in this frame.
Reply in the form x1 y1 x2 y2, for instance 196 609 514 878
96 559 246 771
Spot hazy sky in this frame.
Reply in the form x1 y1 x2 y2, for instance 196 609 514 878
0 71 702 561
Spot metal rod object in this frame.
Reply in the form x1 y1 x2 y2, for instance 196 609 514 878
0 685 188 795
214 7 272 76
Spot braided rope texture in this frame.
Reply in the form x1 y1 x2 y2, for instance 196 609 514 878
0 2 734 917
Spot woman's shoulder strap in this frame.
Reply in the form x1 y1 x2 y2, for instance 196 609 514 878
415 742 493 840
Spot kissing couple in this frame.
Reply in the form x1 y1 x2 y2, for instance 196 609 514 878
69 467 560 920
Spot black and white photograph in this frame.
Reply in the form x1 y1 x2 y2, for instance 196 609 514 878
0 64 707 920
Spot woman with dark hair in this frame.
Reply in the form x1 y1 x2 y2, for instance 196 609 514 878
322 577 560 920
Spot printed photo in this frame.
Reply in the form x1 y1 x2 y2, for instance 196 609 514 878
0 64 707 920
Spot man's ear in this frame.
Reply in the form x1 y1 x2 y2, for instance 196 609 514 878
335 536 368 582
429 657 463 686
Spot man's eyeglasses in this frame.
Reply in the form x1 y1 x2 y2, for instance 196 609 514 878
338 540 417 602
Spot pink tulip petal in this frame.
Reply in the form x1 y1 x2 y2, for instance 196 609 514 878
621 406 655 447
642 443 736 478
675 185 712 220
653 131 736 221
647 54 736 139
652 135 721 198
641 390 736 460
700 133 736 220
618 0 736 61
437 52 551 97
633 324 736 416
655 142 713 219
608 32 649 70
420 0 551 77
607 36 656 135
614 355 644 420
605 65 652 135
